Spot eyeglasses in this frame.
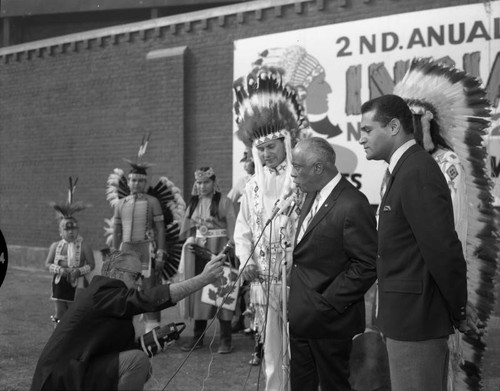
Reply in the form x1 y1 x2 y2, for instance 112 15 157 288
115 267 144 282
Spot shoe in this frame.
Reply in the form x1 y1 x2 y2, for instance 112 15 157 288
231 321 245 333
217 341 233 354
218 320 233 353
249 353 261 366
180 338 203 352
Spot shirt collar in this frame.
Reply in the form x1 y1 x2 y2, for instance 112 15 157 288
316 172 342 204
388 139 416 173
265 161 287 176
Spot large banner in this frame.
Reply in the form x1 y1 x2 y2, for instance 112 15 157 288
233 1 500 205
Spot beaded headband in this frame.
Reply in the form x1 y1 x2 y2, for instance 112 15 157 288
194 168 216 181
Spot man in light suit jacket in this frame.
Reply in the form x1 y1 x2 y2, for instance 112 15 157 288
359 94 468 391
289 137 378 391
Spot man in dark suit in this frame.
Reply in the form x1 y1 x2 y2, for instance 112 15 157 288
30 250 224 391
289 137 378 391
359 94 468 391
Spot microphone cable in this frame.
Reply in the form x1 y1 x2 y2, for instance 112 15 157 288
161 224 270 390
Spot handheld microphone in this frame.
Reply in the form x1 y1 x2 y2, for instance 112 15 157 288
218 241 235 267
265 196 294 226
220 240 234 256
190 241 234 262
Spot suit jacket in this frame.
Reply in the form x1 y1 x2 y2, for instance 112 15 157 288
377 144 467 341
30 276 175 391
289 177 378 339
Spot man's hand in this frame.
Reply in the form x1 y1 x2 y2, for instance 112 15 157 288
241 264 259 282
201 254 225 284
457 302 485 340
169 255 223 304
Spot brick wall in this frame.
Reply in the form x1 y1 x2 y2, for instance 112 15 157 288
0 37 185 251
0 0 484 260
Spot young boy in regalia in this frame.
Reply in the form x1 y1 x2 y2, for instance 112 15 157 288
46 177 95 326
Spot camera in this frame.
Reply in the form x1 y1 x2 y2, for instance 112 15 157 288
137 322 186 357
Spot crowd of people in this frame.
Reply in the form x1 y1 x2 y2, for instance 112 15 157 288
31 61 494 391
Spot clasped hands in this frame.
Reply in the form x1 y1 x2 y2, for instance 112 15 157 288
60 267 81 285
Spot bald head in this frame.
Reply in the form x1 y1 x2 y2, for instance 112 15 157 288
298 138 336 167
291 137 339 193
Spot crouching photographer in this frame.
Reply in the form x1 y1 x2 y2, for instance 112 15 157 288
30 249 225 391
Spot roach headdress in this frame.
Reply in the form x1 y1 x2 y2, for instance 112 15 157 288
123 133 154 176
50 177 87 220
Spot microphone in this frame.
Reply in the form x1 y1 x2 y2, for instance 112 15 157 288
220 240 234 256
217 241 235 268
265 196 295 226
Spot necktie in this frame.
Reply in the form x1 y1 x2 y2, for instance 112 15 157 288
377 168 391 220
297 193 321 242
380 168 391 200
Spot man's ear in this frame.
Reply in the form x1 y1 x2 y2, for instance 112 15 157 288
389 118 402 136
314 162 324 174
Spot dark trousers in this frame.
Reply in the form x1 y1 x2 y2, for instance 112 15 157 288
290 336 352 391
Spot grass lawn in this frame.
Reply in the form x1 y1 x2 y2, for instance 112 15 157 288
0 267 265 391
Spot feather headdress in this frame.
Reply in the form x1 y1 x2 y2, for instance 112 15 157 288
50 177 87 220
233 66 308 148
394 58 498 391
124 133 154 176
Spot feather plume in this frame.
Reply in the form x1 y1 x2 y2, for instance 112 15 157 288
394 58 498 391
68 176 78 205
137 132 151 159
50 201 87 220
51 176 88 219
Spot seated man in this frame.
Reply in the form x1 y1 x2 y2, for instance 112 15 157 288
30 249 224 391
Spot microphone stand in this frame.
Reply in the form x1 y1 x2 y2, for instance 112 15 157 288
278 203 295 391
281 244 291 391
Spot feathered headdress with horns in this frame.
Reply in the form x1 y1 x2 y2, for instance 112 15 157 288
233 66 309 148
394 58 498 391
50 177 88 220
